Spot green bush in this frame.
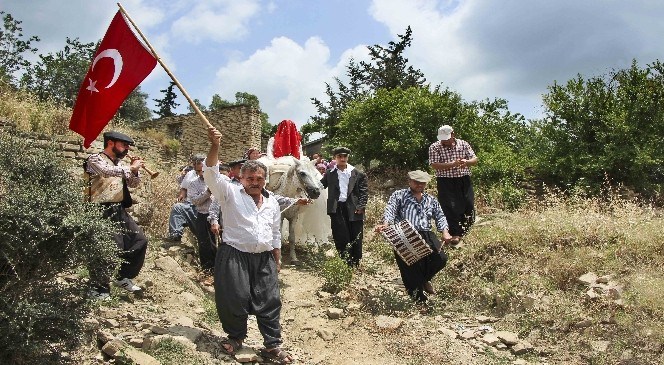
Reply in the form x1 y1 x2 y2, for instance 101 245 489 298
321 256 353 294
0 132 119 364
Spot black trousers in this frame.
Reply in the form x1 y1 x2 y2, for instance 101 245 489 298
329 201 363 266
394 231 447 302
214 244 282 348
194 213 218 272
436 175 475 236
90 204 148 291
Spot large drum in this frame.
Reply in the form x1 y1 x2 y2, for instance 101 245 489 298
381 220 432 266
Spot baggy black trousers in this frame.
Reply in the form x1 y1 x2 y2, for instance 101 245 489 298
394 230 447 302
214 244 282 348
90 204 148 291
436 175 475 236
329 201 363 266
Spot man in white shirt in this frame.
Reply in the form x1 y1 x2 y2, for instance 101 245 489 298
165 154 206 242
203 126 293 364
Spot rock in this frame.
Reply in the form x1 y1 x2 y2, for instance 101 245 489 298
495 342 508 350
173 316 195 327
590 340 610 353
347 303 362 311
83 317 100 331
596 275 611 284
578 272 599 285
129 338 144 348
438 327 458 339
153 257 203 295
513 359 529 365
144 280 154 287
476 315 500 323
168 325 203 343
294 300 316 308
117 347 161 365
179 292 199 304
511 341 533 355
341 316 356 329
459 330 476 340
317 328 335 340
375 315 403 331
102 339 126 357
585 288 601 300
607 286 622 300
143 335 196 352
236 347 258 363
150 325 169 335
101 318 120 328
97 330 115 344
324 249 336 258
327 307 343 319
574 318 593 329
481 333 501 346
496 331 519 345
317 291 332 300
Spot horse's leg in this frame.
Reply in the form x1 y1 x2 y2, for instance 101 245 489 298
288 216 298 263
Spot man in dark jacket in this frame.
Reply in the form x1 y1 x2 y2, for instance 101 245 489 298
320 147 368 267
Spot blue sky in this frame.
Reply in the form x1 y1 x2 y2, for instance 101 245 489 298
5 0 664 134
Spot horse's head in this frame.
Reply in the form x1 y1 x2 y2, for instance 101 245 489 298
289 158 321 199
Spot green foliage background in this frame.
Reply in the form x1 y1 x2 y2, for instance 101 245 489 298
0 133 119 363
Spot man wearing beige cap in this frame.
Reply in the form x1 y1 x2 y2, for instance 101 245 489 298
375 170 452 302
428 125 478 245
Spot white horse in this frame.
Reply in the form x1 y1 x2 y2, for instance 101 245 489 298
258 155 331 263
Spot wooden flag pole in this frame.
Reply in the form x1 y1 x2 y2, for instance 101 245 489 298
116 2 213 129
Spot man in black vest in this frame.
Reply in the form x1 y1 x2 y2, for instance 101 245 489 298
84 131 147 300
320 147 368 267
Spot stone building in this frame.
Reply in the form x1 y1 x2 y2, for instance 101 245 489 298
142 105 261 163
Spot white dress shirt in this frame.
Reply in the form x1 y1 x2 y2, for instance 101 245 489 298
179 169 200 203
203 162 281 253
333 164 355 202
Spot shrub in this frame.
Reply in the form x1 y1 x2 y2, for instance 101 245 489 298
321 256 353 294
163 138 181 157
0 132 118 364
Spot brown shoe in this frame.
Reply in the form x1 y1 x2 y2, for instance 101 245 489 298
449 236 461 246
423 281 436 294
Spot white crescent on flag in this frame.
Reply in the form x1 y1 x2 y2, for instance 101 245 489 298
86 49 123 93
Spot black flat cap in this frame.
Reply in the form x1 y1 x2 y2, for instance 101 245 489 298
103 131 135 145
228 159 247 167
332 146 351 156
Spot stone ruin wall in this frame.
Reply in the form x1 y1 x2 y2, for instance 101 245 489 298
142 105 262 164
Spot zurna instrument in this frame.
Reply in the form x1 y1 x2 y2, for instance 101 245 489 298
380 220 432 266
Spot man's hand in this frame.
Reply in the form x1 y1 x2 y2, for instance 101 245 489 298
208 126 222 145
374 224 388 233
210 223 220 236
272 248 282 273
129 156 143 174
441 229 453 246
354 208 365 215
177 188 187 202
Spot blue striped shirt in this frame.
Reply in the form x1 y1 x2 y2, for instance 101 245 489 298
383 189 448 232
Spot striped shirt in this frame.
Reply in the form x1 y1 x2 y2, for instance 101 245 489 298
383 189 448 232
85 152 141 188
428 138 476 178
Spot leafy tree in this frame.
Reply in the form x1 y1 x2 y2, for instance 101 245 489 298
0 11 39 86
537 59 664 195
187 98 207 113
305 26 425 141
153 80 179 118
20 37 94 106
209 93 233 111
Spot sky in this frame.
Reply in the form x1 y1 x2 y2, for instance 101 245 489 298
4 0 664 135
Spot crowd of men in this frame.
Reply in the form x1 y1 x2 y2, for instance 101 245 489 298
84 123 477 363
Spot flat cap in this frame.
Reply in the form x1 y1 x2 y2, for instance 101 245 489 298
228 159 247 167
408 170 432 183
103 131 135 145
332 146 351 156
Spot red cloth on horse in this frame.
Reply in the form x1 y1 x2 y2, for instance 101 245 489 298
272 119 301 159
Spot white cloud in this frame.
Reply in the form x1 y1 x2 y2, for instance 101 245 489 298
214 36 345 126
170 0 261 44
369 0 664 118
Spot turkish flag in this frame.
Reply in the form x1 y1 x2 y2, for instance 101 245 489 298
69 11 157 148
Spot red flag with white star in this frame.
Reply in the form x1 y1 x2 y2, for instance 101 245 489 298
69 11 157 148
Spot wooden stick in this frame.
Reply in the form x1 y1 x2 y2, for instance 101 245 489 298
116 2 213 129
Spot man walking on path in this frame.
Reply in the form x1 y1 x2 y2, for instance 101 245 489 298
428 125 478 245
321 147 368 267
203 126 293 364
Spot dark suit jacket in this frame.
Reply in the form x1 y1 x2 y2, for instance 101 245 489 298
321 167 369 221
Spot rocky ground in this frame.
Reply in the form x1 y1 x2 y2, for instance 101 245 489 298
73 234 553 365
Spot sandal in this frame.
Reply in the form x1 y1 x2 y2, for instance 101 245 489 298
220 337 243 355
260 347 294 364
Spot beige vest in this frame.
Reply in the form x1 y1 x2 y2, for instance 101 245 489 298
85 153 126 203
